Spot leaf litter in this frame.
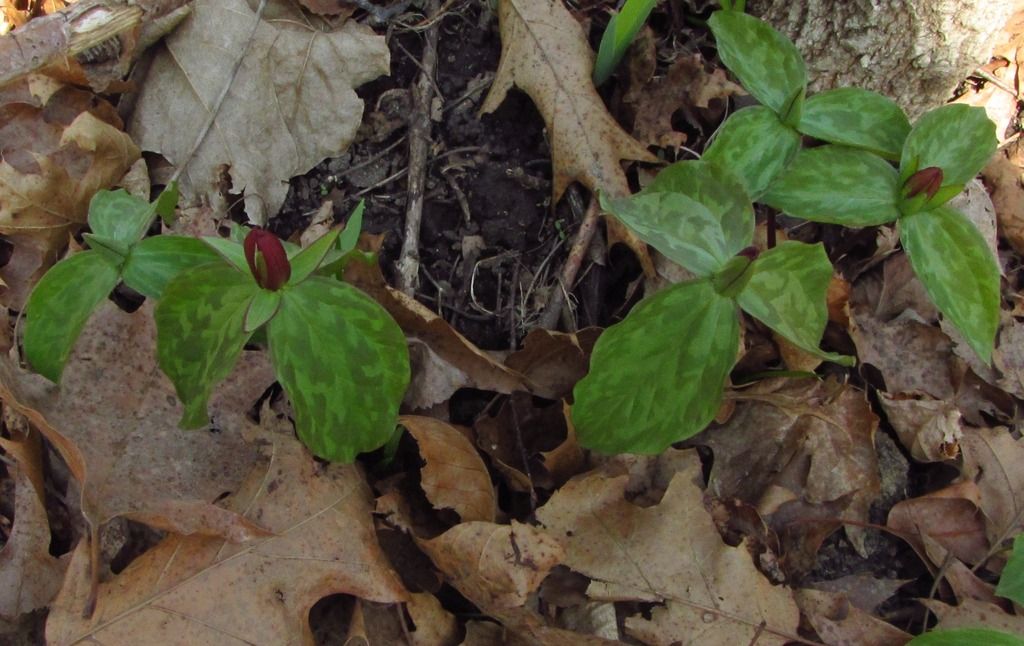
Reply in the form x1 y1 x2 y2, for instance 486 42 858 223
1 0 1024 644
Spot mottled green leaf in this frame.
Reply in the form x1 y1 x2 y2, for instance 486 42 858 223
154 183 179 225
900 205 1000 364
799 88 910 159
82 233 129 267
122 236 223 299
738 242 853 365
907 628 1024 646
645 160 754 256
997 534 1024 605
711 254 755 299
708 10 806 116
593 0 657 85
901 104 998 185
202 236 249 273
704 106 800 198
244 289 282 333
600 191 730 276
268 277 410 462
24 251 119 382
762 146 901 225
289 227 341 285
155 264 258 428
87 189 153 246
338 201 364 256
572 280 739 454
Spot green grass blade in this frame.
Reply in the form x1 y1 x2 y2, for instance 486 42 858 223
155 264 257 428
738 241 853 365
572 280 739 454
799 88 910 159
646 159 754 257
703 106 800 199
24 251 120 382
901 104 998 185
762 145 901 226
708 10 806 116
899 205 1000 364
600 191 731 276
592 0 658 86
122 236 223 299
268 278 410 462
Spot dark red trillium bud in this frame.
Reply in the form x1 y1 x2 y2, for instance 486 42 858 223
904 166 944 200
737 245 760 261
244 229 290 290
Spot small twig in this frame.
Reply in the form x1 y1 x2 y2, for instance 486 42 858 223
396 0 439 296
538 190 598 329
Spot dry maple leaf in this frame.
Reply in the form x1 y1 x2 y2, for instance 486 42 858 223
129 0 389 222
45 415 408 644
401 415 497 523
536 452 801 645
0 75 139 275
480 0 657 269
0 302 275 543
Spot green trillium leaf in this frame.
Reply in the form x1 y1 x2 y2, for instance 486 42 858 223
244 289 282 333
572 280 739 454
156 263 258 429
738 242 853 365
708 10 806 116
762 145 901 226
997 534 1024 606
122 236 223 299
901 104 998 186
899 206 1000 364
906 628 1024 646
711 254 755 299
82 233 130 267
645 160 754 257
268 277 410 462
24 251 119 382
288 227 342 285
704 106 800 198
799 88 910 159
87 189 154 246
337 201 364 256
154 182 179 225
600 191 731 276
202 236 250 274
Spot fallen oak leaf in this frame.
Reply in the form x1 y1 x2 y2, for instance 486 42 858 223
794 588 912 646
536 452 801 644
45 414 408 644
0 301 275 543
480 0 658 270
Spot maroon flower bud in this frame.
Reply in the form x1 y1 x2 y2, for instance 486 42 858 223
244 229 290 290
903 166 944 200
737 245 760 261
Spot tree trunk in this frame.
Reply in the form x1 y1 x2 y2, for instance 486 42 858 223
749 0 1020 118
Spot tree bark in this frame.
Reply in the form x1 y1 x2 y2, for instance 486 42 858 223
749 0 1021 118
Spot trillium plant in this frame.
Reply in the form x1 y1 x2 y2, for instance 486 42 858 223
25 190 409 463
572 2 999 454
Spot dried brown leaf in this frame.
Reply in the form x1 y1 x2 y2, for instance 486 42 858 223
406 592 459 646
401 415 496 523
706 378 880 555
129 0 388 222
46 420 408 644
920 598 1024 635
887 481 990 567
795 589 911 646
983 145 1024 255
960 426 1024 542
536 453 801 645
878 392 962 462
504 327 598 400
0 302 275 540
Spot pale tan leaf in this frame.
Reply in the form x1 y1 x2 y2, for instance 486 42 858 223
129 0 389 222
795 589 911 646
406 592 459 646
45 421 408 644
886 481 989 567
401 415 497 523
960 426 1024 541
878 392 962 462
0 302 275 539
418 521 563 609
921 598 1024 635
536 452 800 645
